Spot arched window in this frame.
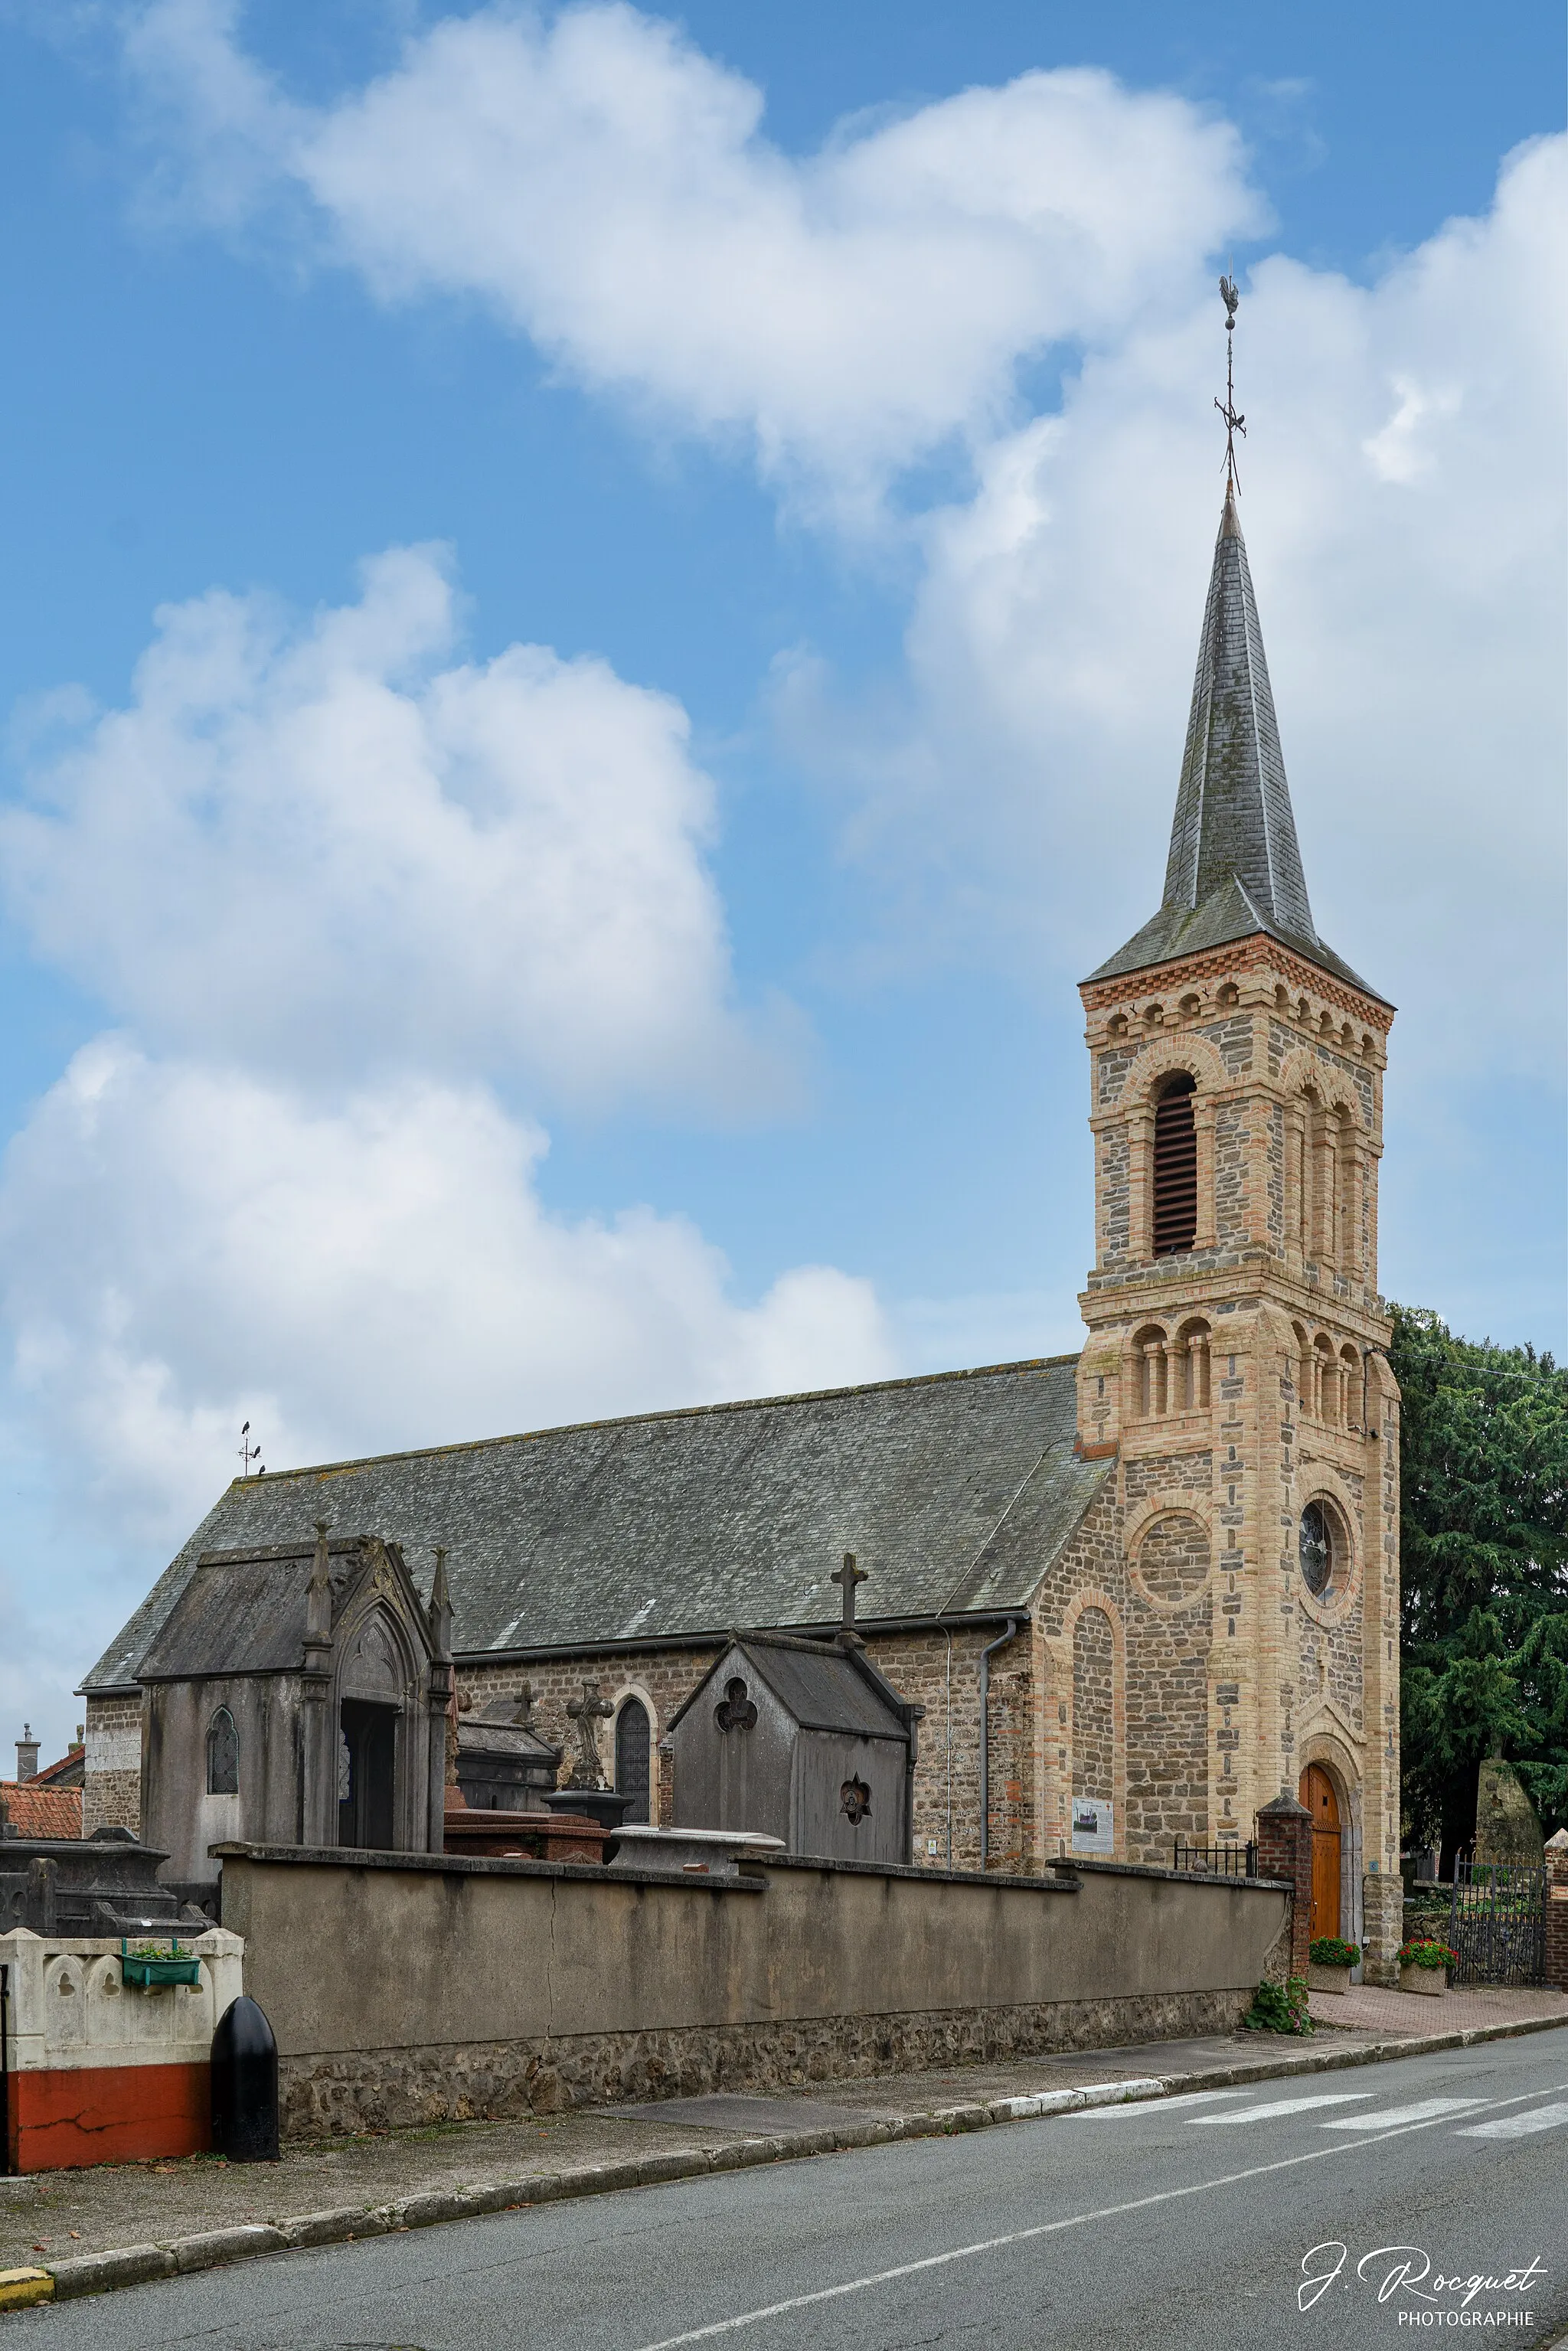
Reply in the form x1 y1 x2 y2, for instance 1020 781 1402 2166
1340 1344 1361 1430
1132 1324 1168 1418
1313 1334 1336 1424
614 1698 651 1824
1152 1073 1197 1255
1292 1322 1312 1415
206 1706 239 1796
1174 1319 1211 1410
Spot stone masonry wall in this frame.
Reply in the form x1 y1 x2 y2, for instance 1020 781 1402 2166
1135 1513 1210 1605
457 1625 1021 1873
1122 1598 1212 1856
456 1647 724 1826
1211 1101 1253 1249
1071 1611 1115 1806
279 1989 1255 2138
83 1693 143 1837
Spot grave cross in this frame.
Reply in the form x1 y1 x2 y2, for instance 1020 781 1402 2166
565 1678 613 1790
831 1551 867 1634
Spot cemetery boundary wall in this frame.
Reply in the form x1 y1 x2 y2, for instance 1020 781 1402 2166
217 1845 1289 2139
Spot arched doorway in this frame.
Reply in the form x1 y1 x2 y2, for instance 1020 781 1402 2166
616 1699 652 1824
1299 1763 1341 1941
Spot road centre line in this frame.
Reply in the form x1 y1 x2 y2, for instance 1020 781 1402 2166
1459 2101 1568 2139
628 2079 1568 2351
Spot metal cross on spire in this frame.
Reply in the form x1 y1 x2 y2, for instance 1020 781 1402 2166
1215 273 1245 493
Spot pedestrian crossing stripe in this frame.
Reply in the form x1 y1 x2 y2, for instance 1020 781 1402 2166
1191 2092 1373 2124
1456 2101 1568 2139
1320 2098 1484 2129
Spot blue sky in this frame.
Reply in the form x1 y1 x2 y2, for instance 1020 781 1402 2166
0 1 1563 1758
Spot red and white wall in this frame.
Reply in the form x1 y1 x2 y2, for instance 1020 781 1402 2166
0 1928 243 2172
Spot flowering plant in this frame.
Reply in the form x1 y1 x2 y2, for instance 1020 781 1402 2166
1397 1938 1457 1971
1309 1938 1361 1968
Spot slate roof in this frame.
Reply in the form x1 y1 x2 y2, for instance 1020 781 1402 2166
137 1545 323 1680
83 1357 1108 1694
136 1536 427 1682
1089 488 1387 1004
670 1634 916 1743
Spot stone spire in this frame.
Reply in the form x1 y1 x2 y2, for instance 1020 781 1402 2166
1164 482 1313 939
1089 486 1382 1001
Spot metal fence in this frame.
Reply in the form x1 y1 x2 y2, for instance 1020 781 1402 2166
1173 1839 1258 1879
1446 1857 1547 1987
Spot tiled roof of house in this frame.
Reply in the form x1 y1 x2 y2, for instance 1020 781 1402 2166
0 1781 82 1838
1089 488 1386 1005
83 1357 1109 1693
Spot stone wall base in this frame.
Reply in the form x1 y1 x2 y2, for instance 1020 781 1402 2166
279 1989 1252 2140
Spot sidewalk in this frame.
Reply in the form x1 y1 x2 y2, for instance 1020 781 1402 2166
1308 1980 1568 2035
3 1993 1566 2310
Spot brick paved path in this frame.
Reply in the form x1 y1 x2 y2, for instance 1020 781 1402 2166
1309 1980 1568 2033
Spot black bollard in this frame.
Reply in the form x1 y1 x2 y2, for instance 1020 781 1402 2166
211 1995 279 2161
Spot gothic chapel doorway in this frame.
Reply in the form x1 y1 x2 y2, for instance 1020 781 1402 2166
340 1699 397 1850
1299 1764 1342 1941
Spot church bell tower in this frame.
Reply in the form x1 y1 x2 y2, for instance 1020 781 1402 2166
1074 286 1403 1976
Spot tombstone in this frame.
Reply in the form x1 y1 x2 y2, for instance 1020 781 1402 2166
1474 1757 1545 1866
667 1623 923 1867
454 1685 564 1811
0 1823 205 1935
136 1525 452 1892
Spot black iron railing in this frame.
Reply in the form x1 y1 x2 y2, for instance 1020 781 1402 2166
1446 1857 1546 1987
1174 1839 1257 1878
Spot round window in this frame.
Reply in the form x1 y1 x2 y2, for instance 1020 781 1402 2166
1298 1501 1334 1597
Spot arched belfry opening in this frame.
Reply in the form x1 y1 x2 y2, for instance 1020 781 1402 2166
1152 1072 1197 1255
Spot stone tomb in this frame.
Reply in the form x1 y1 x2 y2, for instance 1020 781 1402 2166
669 1630 922 1866
136 1524 452 1889
453 1687 563 1813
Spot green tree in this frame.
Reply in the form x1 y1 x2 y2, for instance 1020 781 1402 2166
1391 1304 1568 1862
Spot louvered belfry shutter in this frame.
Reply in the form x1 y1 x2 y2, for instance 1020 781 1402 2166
1152 1076 1198 1255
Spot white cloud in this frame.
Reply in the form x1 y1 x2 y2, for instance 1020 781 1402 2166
0 1037 896 1550
0 544 790 1112
118 6 1563 1090
803 136 1567 1082
124 1 1262 514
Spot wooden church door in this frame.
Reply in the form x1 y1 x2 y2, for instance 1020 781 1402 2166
1299 1764 1341 1941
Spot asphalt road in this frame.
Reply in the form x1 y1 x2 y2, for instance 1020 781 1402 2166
10 2029 1568 2351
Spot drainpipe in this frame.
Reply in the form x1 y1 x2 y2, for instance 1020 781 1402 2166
943 1625 954 1871
978 1617 1021 1871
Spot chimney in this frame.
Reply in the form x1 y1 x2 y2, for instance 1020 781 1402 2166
15 1724 40 1782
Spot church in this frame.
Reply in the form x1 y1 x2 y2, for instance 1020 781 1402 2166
80 426 1405 1976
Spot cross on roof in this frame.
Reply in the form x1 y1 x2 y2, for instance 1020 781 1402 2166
831 1551 867 1631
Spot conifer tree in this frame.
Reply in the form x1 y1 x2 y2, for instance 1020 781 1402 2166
1392 1304 1568 1862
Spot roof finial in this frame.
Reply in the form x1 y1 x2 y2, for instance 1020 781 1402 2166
1215 272 1245 500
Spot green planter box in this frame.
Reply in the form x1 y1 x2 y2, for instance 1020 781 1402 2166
119 1944 202 1990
